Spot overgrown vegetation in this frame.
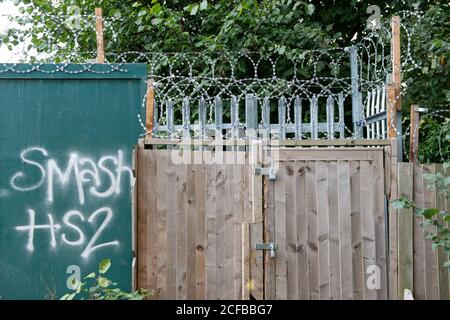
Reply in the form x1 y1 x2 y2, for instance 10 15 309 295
392 162 450 266
61 259 150 300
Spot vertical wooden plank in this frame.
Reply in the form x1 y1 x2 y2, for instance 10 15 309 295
156 151 168 298
215 96 223 138
251 142 263 223
328 161 340 299
275 161 287 299
360 160 377 300
147 151 158 299
94 8 105 64
397 162 414 299
186 165 197 299
216 164 226 299
350 161 363 299
278 96 286 139
175 160 187 299
146 79 155 135
285 161 298 299
206 164 217 299
166 150 177 298
195 163 207 299
435 164 449 300
373 151 388 299
306 161 319 299
137 146 148 291
264 176 276 300
225 163 235 299
389 140 399 299
295 161 309 299
392 15 402 111
242 223 250 300
294 96 302 140
338 93 345 139
316 161 330 299
413 164 426 300
234 162 245 299
338 161 353 299
422 164 439 299
250 222 264 300
326 95 335 140
386 84 397 139
409 105 420 163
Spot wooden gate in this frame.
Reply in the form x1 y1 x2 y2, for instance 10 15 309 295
263 148 387 300
134 140 390 300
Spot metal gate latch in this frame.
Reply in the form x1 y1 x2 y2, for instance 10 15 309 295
256 243 277 258
254 167 277 181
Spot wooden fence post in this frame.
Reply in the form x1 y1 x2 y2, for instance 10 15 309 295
95 8 105 63
146 79 155 138
387 15 403 160
392 15 402 111
409 105 419 163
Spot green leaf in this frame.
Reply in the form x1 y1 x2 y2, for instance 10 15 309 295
138 9 147 17
190 4 199 15
423 208 440 219
443 261 450 268
414 208 425 216
99 259 111 274
391 199 407 209
305 4 315 15
85 272 96 279
98 276 109 288
200 0 208 11
421 219 434 227
432 242 441 250
444 162 450 171
60 292 76 300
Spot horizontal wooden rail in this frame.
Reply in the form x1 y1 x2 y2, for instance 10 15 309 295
144 138 392 147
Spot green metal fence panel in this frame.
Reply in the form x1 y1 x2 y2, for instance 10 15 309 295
0 63 147 299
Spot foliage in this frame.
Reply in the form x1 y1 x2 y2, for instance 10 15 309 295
392 162 450 267
402 1 450 112
0 0 448 158
60 259 150 300
417 117 450 163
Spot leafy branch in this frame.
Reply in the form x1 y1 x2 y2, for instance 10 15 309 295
61 259 151 300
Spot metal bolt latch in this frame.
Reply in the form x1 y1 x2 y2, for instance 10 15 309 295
254 167 277 181
255 243 277 258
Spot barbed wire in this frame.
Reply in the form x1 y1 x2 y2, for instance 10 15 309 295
0 8 444 146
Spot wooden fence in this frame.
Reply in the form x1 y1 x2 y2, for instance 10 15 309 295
135 139 393 299
394 162 449 300
134 139 449 300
